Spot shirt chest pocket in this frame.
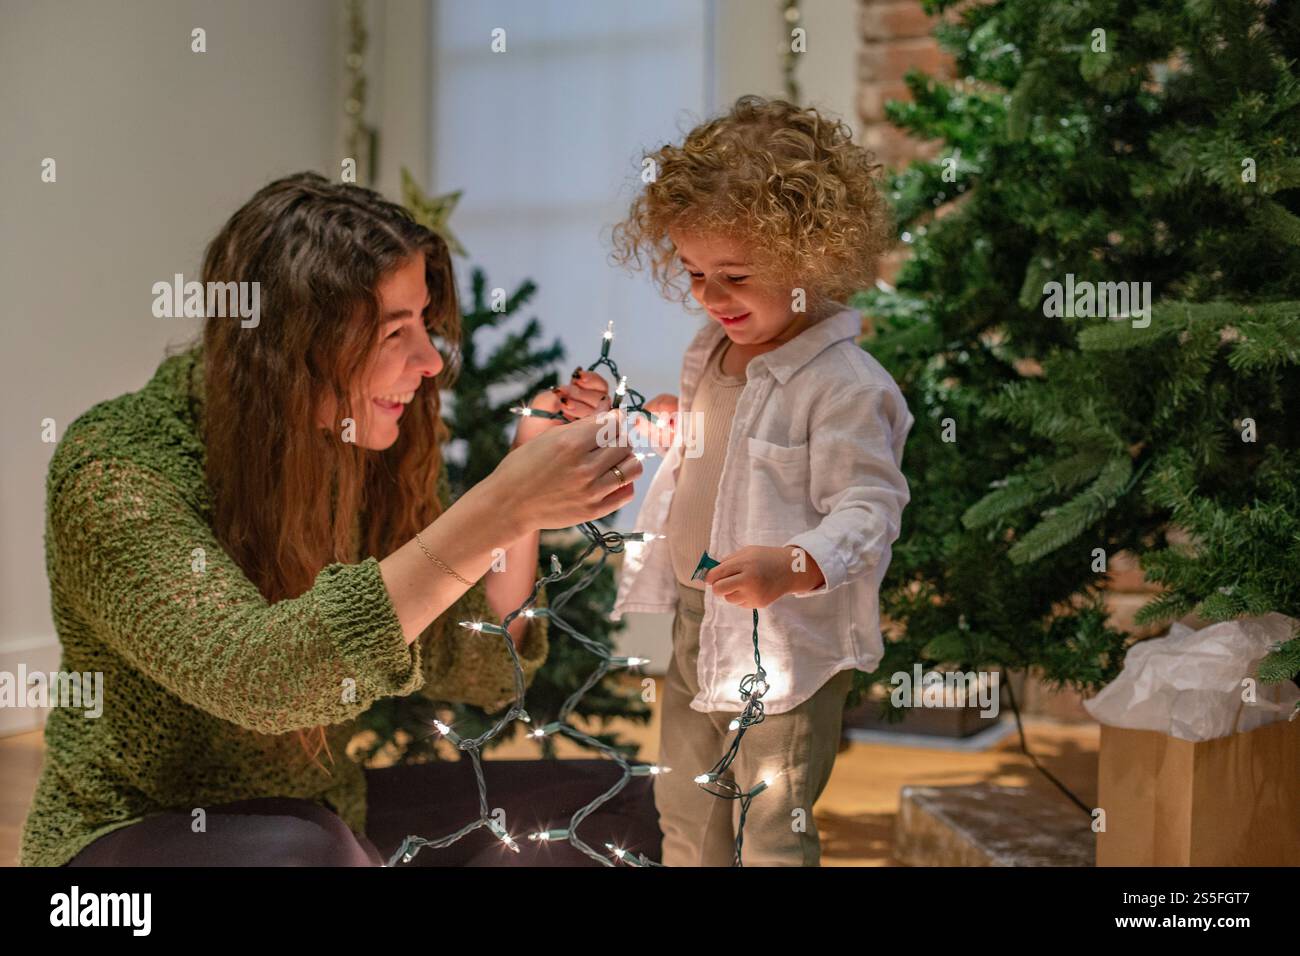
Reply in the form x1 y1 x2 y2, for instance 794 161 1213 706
745 437 810 528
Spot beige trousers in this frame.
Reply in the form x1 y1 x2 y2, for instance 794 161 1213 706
653 581 854 866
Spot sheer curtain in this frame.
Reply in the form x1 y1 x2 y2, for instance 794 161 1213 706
430 0 713 501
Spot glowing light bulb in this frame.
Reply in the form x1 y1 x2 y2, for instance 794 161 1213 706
529 828 568 842
530 721 565 740
433 719 463 745
487 819 520 852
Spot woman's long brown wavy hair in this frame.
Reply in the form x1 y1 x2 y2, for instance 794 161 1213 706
198 171 462 769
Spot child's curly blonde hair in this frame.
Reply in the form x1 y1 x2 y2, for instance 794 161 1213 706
610 95 890 309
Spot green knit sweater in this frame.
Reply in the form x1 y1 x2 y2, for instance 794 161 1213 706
20 344 549 867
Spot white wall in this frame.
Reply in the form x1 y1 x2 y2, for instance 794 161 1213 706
0 0 344 734
714 0 860 139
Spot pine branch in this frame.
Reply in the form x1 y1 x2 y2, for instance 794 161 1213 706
1229 305 1300 372
1008 456 1133 564
1250 199 1300 246
1132 589 1197 627
1259 632 1300 684
963 447 1110 529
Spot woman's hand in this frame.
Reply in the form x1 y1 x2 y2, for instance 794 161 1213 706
491 411 643 532
701 545 826 609
556 367 612 422
381 411 640 646
512 368 612 449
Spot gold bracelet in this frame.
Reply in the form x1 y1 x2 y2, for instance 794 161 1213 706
414 529 473 586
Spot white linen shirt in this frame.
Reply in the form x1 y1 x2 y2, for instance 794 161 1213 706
611 306 914 715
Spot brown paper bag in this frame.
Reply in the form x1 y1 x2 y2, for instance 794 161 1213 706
1096 717 1300 866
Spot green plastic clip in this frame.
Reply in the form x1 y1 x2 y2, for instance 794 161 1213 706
691 551 720 582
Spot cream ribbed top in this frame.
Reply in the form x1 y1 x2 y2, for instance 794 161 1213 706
666 336 747 589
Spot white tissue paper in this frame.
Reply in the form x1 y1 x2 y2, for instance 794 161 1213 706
1083 613 1300 742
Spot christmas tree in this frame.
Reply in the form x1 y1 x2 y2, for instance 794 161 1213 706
854 0 1300 712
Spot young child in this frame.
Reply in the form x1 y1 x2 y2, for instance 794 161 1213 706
607 95 914 866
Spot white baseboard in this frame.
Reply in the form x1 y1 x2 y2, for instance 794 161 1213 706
0 636 61 738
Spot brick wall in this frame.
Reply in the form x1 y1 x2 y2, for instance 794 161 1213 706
858 0 958 286
858 0 955 170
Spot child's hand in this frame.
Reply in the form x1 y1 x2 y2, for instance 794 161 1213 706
636 393 679 451
702 545 826 609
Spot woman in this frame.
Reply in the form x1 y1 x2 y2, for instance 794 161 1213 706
20 172 646 867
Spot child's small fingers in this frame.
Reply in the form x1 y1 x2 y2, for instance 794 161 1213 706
705 565 736 587
721 588 746 606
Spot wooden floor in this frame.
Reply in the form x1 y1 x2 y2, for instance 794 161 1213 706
0 679 1099 867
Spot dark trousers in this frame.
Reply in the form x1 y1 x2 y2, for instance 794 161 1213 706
65 759 662 867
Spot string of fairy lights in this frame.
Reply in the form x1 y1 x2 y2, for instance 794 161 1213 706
387 321 775 868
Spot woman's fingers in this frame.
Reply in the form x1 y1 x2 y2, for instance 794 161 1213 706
533 388 564 413
584 411 643 483
566 383 610 407
499 412 644 528
595 478 637 513
552 380 612 420
601 452 642 490
594 454 640 511
571 368 610 392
